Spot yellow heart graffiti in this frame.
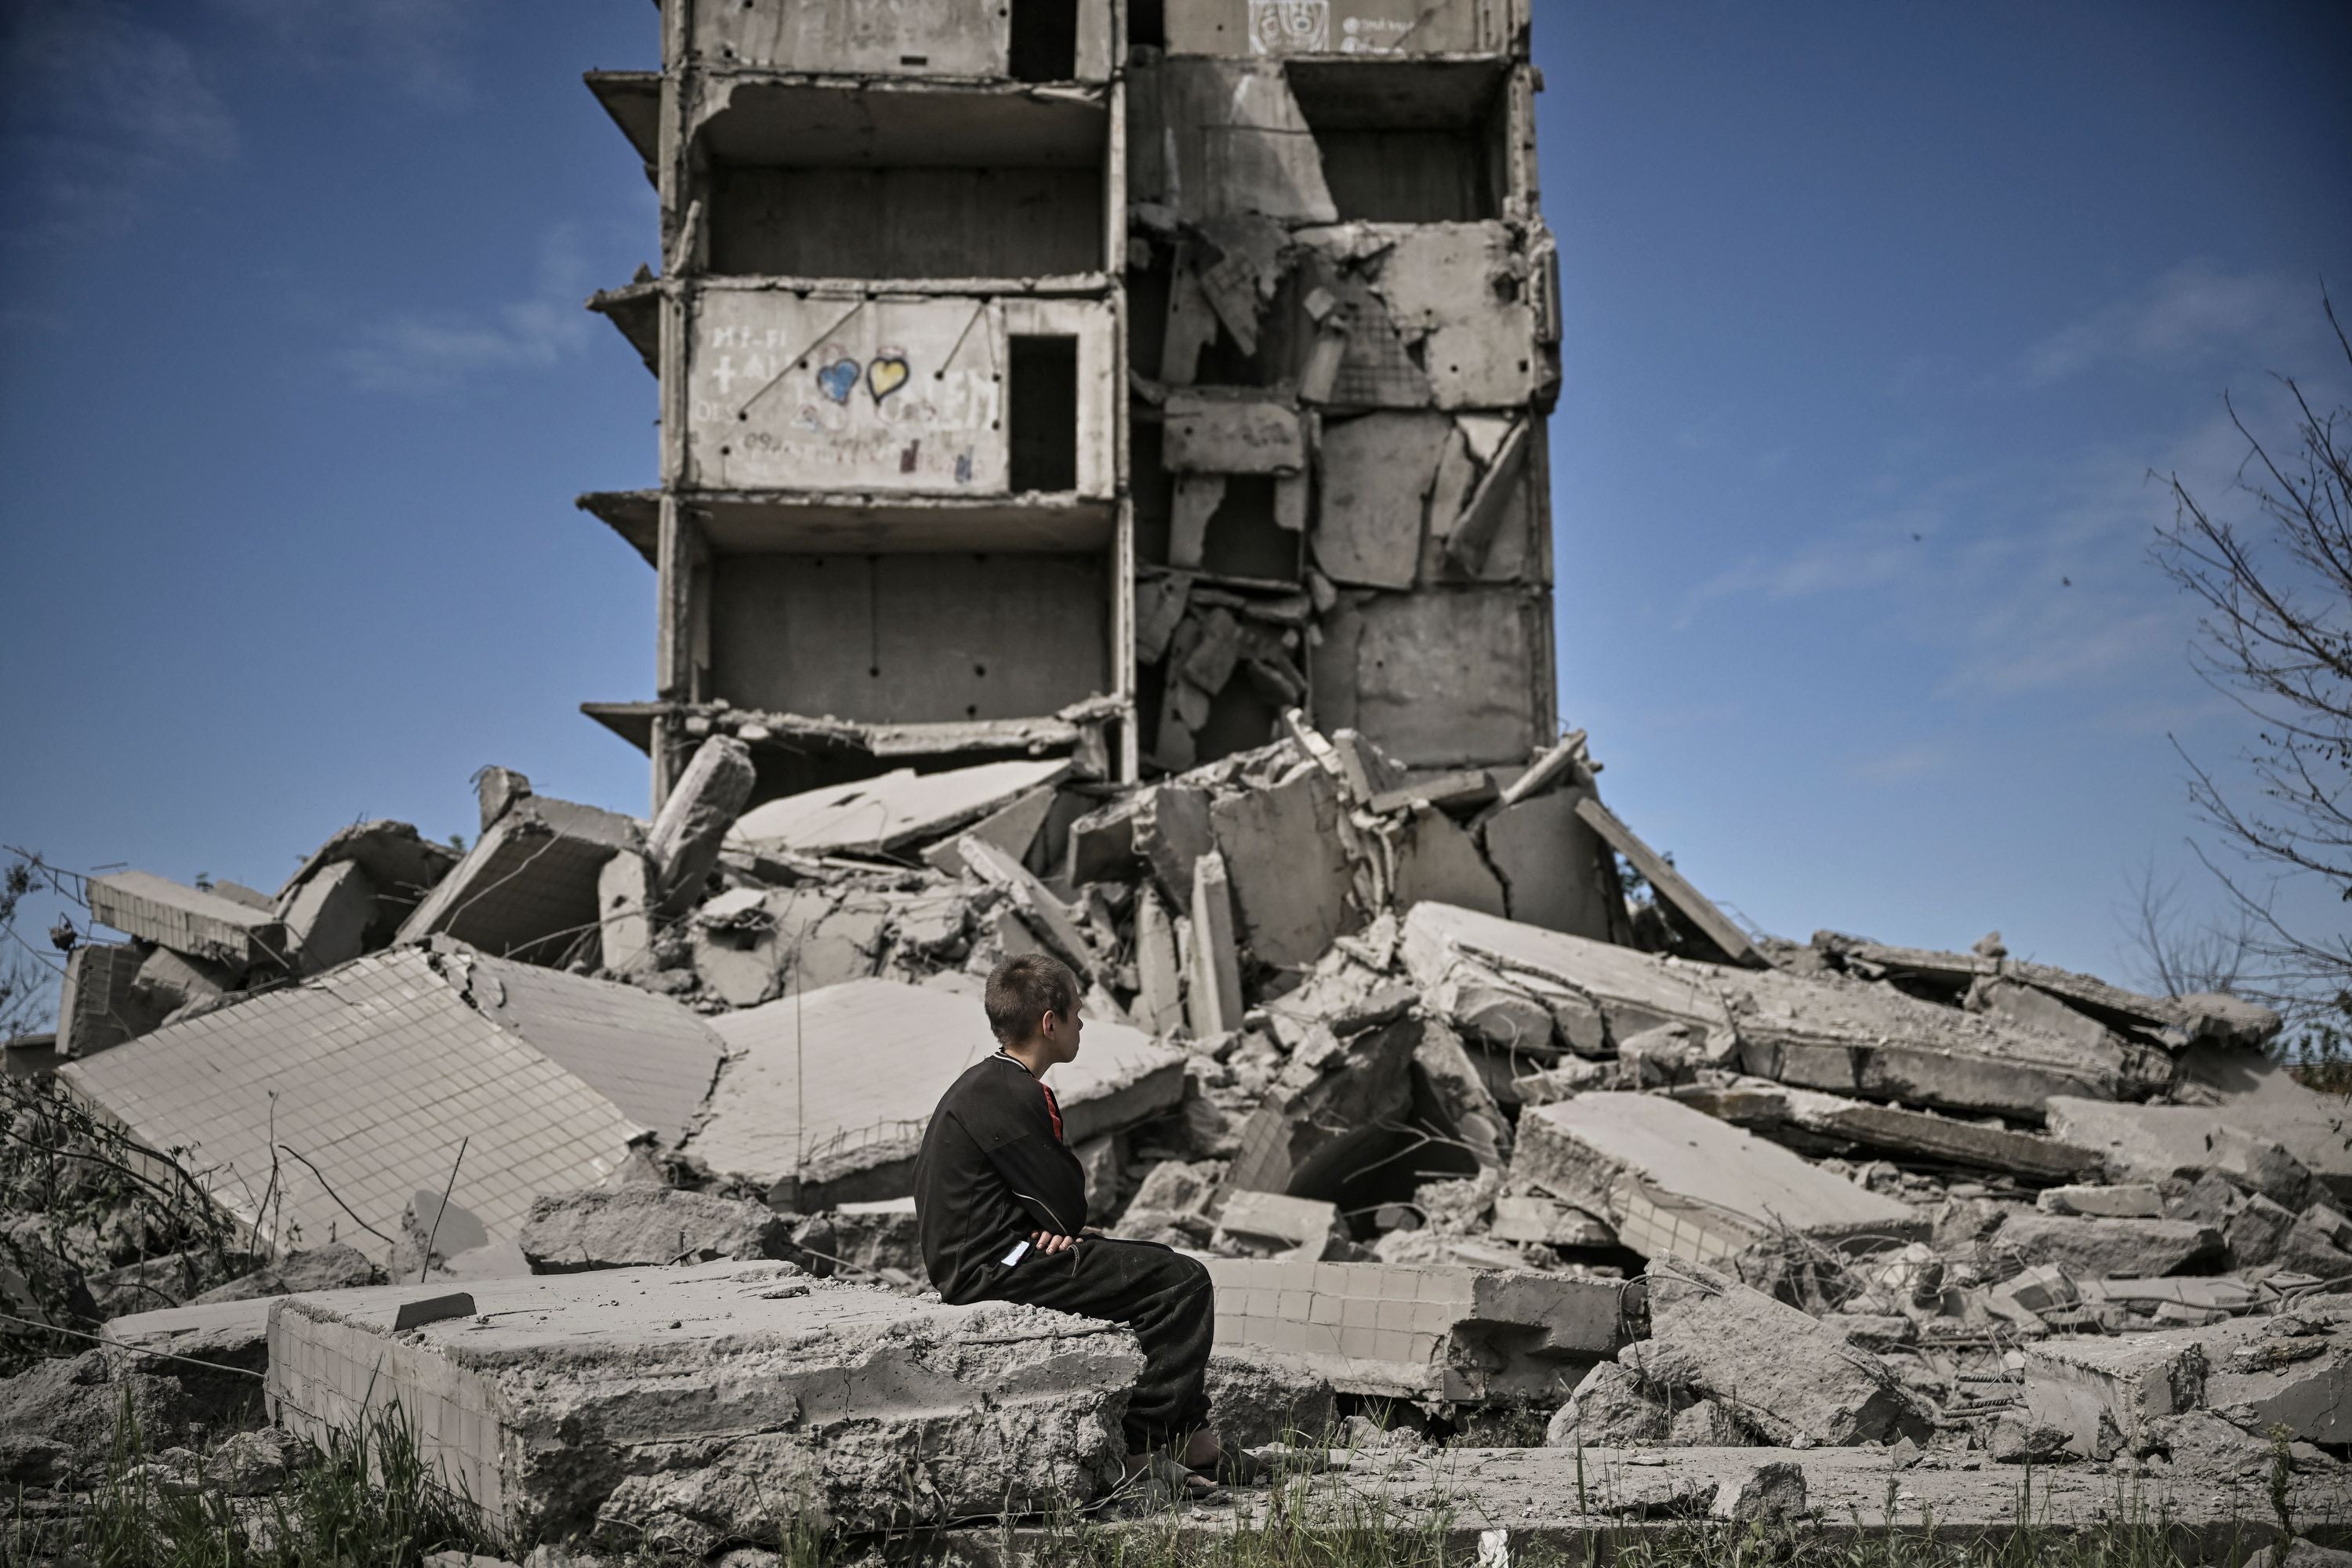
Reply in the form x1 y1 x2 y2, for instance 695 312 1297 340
867 354 910 404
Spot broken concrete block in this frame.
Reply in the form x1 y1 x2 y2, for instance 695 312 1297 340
2049 1088 2352 1203
1188 849 1246 1037
959 835 1096 978
1990 1263 2080 1319
56 942 161 1058
1639 1259 1932 1446
644 735 755 915
595 850 656 975
1312 412 1452 590
1223 1013 1421 1200
1132 886 1187 1037
1410 1017 1510 1171
2021 1327 2209 1458
1478 789 1617 942
1205 1257 1623 1403
1162 394 1306 474
1766 1085 2104 1181
1489 1194 1614 1249
1444 417 1531 575
687 978 1184 1210
267 1263 1142 1545
519 1188 790 1273
1210 764 1359 972
193 1243 384 1303
396 795 640 964
730 759 1069 858
1544 1361 1667 1446
1572 797 1759 966
2208 1126 2318 1210
129 945 229 1019
1204 1350 1337 1448
1385 804 1507 920
1214 1190 1341 1258
2201 1310 2352 1446
274 819 460 950
60 943 724 1267
1717 1460 1807 1525
2038 1182 2165 1218
89 871 285 975
476 766 532 830
1988 1211 2225 1279
1512 1093 1921 1265
1312 589 1546 770
281 858 376 976
921 785 1056 879
1966 975 2125 1054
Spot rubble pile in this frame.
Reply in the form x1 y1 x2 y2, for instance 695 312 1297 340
9 713 2350 1539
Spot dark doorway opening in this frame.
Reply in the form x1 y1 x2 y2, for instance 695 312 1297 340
1008 335 1080 492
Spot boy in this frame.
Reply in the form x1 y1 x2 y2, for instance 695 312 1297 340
913 953 1232 1497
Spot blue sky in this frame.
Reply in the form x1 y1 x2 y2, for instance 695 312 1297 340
2 1 2347 1022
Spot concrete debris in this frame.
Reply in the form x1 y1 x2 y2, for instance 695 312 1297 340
267 1263 1142 1545
24 5 2352 1544
1511 1092 1922 1264
1634 1259 1934 1446
1206 1257 1624 1402
518 1187 793 1272
60 942 723 1267
397 793 641 964
644 735 756 914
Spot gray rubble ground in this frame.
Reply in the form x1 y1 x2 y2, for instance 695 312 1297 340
31 710 2352 1547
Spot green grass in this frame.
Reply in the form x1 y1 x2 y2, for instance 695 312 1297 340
2 1402 2309 1568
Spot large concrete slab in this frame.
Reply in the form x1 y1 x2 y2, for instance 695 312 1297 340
266 1262 1141 1548
60 943 723 1265
1512 1093 1921 1264
395 796 641 964
730 758 1070 858
1404 903 2161 1120
684 977 1185 1208
2053 1051 2352 1200
88 870 286 973
1206 1257 1624 1403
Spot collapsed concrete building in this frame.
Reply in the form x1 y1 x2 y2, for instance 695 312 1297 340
575 0 1558 805
12 1 2352 1555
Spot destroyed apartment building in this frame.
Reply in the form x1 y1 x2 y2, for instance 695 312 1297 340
10 0 2352 1554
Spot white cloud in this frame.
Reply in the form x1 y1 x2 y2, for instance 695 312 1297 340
2021 262 2310 386
2 3 235 244
338 225 599 394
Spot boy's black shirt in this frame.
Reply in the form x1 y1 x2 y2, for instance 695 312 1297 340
913 1051 1089 1303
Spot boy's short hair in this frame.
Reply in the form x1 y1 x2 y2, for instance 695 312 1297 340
985 953 1080 1045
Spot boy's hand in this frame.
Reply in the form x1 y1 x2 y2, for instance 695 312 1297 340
1032 1230 1076 1255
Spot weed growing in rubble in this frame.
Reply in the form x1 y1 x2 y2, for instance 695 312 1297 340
1 1397 505 1568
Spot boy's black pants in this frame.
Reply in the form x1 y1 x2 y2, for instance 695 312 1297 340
978 1235 1214 1454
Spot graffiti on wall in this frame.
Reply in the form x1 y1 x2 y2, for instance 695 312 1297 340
689 296 1004 492
1245 0 1425 55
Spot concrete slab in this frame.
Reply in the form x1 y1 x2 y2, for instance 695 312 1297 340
2055 1050 2352 1200
272 819 459 945
60 943 722 1265
281 859 376 975
1639 1259 1932 1446
1162 394 1307 474
1512 1093 1921 1264
685 978 1185 1208
56 942 160 1058
1405 903 2161 1120
1478 789 1616 942
644 735 755 914
265 1262 1142 1546
730 758 1069 858
1312 412 1451 590
1573 797 1760 966
89 870 286 974
394 796 641 964
1210 764 1362 972
1205 1256 1624 1403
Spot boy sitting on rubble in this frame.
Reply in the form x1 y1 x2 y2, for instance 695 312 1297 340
913 953 1237 1502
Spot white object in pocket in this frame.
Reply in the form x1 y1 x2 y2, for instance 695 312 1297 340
1001 1239 1031 1267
